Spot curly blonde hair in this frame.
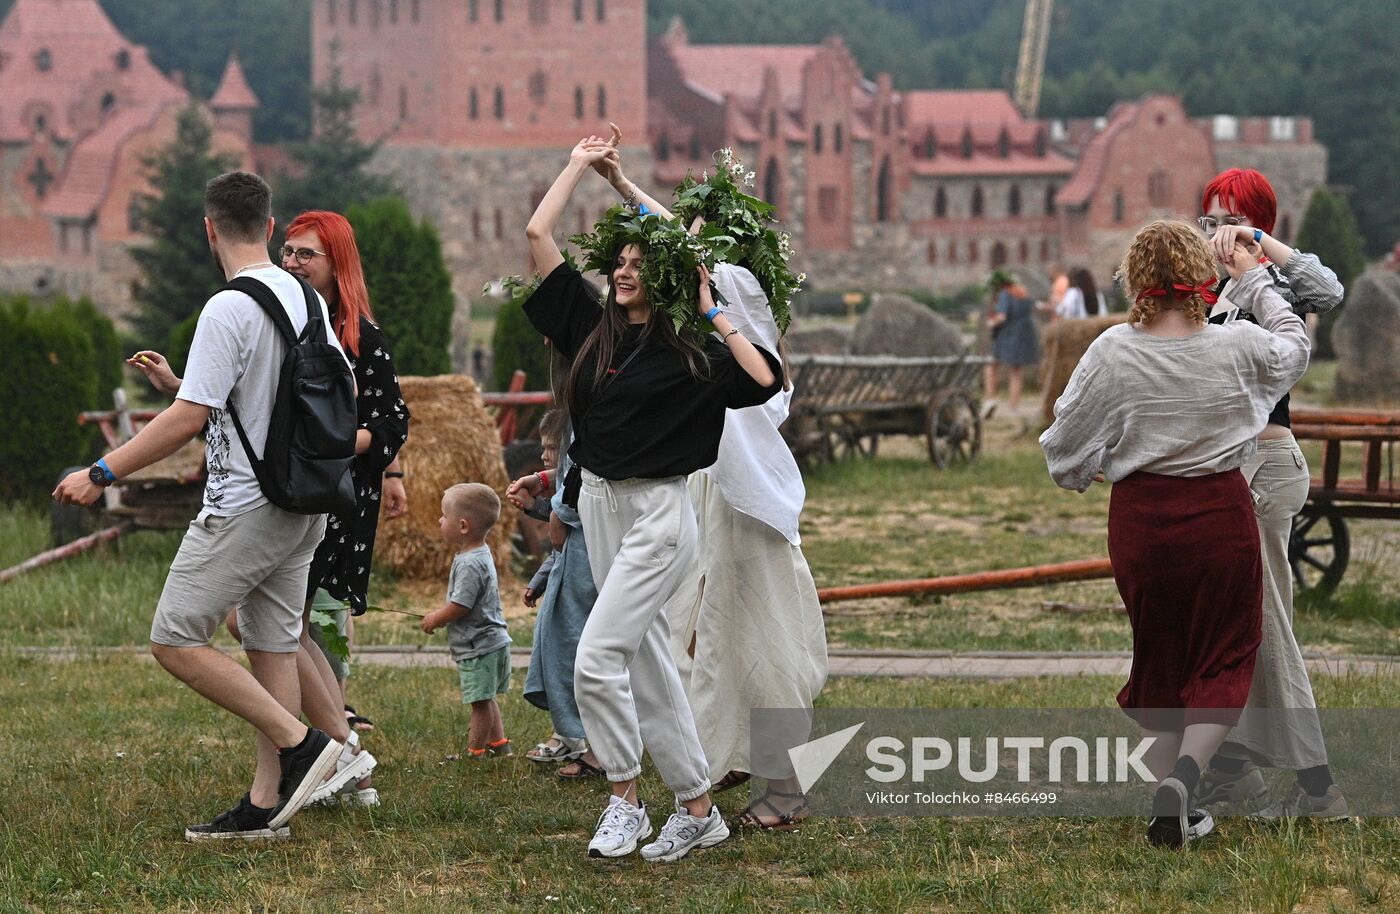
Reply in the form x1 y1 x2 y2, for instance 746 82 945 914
1119 220 1218 325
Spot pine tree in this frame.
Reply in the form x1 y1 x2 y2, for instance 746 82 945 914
127 104 239 349
1296 187 1368 359
275 47 394 220
348 197 453 376
1296 188 1367 290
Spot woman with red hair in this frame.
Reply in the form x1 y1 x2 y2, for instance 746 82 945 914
1194 168 1348 820
280 211 411 804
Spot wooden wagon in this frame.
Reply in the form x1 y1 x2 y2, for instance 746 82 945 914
1288 408 1400 595
783 353 990 469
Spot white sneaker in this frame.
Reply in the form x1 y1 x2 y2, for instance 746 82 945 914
341 787 380 808
587 795 652 859
640 803 730 863
307 737 377 805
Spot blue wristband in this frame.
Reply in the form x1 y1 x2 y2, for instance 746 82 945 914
96 457 116 484
1253 228 1263 243
704 306 721 322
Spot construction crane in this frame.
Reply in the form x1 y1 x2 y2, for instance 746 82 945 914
1013 0 1054 117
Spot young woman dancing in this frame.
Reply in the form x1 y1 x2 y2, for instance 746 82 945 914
521 138 781 862
1041 219 1309 847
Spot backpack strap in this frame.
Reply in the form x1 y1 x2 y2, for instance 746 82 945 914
219 274 313 487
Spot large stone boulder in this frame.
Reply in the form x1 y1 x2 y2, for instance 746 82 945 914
850 293 964 357
784 323 851 355
1334 267 1400 403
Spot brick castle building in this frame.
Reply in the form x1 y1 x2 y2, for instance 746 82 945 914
1 0 1325 339
0 0 254 318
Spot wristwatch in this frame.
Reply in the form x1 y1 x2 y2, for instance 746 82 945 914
88 459 115 487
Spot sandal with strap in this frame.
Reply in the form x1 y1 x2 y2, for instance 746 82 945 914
730 790 811 832
526 736 583 764
713 770 751 794
557 757 606 781
344 705 375 732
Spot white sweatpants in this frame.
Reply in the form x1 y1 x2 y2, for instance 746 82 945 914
575 470 712 801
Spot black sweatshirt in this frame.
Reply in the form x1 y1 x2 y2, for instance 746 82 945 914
524 262 782 480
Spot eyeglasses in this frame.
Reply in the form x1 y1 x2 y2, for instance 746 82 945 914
1196 215 1248 237
278 244 327 264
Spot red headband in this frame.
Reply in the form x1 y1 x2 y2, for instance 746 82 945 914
1134 280 1219 306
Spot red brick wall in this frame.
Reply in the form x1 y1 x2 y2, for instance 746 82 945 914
313 0 646 149
800 43 857 250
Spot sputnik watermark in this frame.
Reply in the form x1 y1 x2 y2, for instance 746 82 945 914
863 735 1156 784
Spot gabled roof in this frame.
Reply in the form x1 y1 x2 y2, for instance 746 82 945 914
666 43 821 107
210 54 258 110
1054 100 1141 207
41 104 164 219
0 0 186 143
903 90 1023 130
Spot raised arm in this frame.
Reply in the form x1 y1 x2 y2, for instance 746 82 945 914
594 123 675 220
698 264 775 389
1210 224 1344 314
525 137 615 275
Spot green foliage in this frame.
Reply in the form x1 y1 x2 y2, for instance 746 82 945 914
165 308 203 377
128 105 239 355
0 297 100 503
672 149 802 333
1297 188 1367 360
310 607 351 663
570 205 712 336
347 197 453 376
51 298 122 410
273 53 396 221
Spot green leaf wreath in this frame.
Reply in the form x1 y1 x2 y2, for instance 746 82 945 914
568 205 713 336
672 148 803 334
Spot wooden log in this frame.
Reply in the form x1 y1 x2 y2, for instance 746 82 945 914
0 523 133 583
816 558 1116 604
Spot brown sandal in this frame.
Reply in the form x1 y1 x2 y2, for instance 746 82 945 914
730 790 811 831
713 770 751 794
557 758 605 781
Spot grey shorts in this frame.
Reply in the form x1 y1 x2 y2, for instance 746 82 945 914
151 503 326 653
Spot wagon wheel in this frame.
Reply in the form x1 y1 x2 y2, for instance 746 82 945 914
832 424 879 461
926 389 982 468
1289 505 1350 597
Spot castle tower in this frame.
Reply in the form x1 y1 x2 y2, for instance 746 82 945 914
209 53 259 142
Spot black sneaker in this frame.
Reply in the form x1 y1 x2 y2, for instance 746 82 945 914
268 728 342 829
185 794 289 842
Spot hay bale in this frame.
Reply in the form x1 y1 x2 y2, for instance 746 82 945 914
851 293 963 357
376 375 517 584
1039 315 1130 424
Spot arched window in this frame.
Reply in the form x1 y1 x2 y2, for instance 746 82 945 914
115 49 131 70
494 0 503 22
1034 128 1047 157
328 0 337 25
1008 184 1021 216
574 0 584 21
398 86 408 121
411 0 420 22
922 130 935 159
389 0 398 23
494 208 503 239
971 185 984 217
934 186 947 218
596 85 606 118
597 0 606 20
1018 240 1029 263
35 48 52 71
469 87 478 119
834 123 844 154
101 91 116 114
875 156 891 222
1112 189 1125 223
472 209 481 240
371 0 381 28
926 241 937 264
813 124 823 154
574 86 584 119
961 128 974 159
529 0 548 24
998 128 1011 158
968 240 979 263
764 157 780 206
768 110 777 139
656 132 670 161
1147 169 1170 207
468 0 477 21
948 240 959 263
1279 214 1293 242
349 0 358 25
494 85 504 119
991 242 1008 267
1045 184 1057 215
528 71 547 104
1040 238 1051 262
689 134 702 160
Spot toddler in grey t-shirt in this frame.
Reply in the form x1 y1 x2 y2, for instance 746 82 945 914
421 483 514 759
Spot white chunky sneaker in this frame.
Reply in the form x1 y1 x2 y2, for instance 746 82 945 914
587 795 652 859
640 803 730 863
307 734 376 806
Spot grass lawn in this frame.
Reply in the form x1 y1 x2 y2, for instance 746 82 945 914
2 656 1398 914
4 408 1398 655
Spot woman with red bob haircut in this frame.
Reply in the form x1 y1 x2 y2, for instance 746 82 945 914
1193 168 1348 820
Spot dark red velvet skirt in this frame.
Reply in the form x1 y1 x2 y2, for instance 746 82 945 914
1109 469 1262 730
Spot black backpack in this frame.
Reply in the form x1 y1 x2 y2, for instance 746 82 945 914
224 275 357 516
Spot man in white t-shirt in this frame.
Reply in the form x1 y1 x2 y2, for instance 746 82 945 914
54 172 347 841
